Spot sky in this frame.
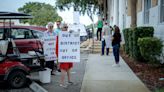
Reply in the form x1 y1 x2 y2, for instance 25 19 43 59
0 0 97 25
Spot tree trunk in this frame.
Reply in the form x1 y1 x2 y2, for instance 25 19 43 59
130 0 137 28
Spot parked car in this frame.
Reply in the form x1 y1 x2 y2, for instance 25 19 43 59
0 12 47 88
0 26 47 53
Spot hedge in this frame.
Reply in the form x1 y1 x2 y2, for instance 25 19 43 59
138 37 163 63
123 28 130 54
123 27 154 60
128 29 133 57
132 27 154 60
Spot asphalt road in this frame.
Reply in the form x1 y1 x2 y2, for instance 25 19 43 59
0 50 89 92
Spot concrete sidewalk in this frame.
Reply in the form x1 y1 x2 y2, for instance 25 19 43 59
80 54 150 92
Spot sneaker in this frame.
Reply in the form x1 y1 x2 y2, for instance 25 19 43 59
117 64 120 67
51 72 55 75
112 64 120 67
55 71 61 75
59 84 68 88
58 69 61 72
67 81 74 85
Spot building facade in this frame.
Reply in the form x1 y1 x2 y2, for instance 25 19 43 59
107 0 164 41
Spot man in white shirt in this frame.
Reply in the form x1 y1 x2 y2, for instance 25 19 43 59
101 21 111 55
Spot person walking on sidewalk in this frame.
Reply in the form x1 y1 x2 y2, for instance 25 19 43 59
96 17 103 41
101 21 111 56
56 23 73 88
112 25 121 67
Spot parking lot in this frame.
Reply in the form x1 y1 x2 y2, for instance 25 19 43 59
0 50 89 92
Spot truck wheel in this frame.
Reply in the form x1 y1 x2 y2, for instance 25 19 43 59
8 71 27 88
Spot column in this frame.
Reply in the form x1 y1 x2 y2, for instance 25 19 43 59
113 0 119 26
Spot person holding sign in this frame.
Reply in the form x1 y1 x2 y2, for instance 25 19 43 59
44 22 57 75
56 23 73 88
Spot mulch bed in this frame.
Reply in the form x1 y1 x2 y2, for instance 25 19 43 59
120 48 164 92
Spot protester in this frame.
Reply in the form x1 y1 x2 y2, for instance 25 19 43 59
44 22 57 75
96 16 103 41
56 23 73 88
54 20 62 72
54 20 61 35
101 21 111 56
112 25 121 67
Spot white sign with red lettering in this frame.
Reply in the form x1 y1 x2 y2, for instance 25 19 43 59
58 31 80 62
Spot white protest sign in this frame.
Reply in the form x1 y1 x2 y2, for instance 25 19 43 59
43 34 57 61
58 31 80 62
73 11 80 24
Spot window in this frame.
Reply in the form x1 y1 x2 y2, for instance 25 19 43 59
0 29 4 40
144 0 151 24
160 0 164 23
11 29 33 39
32 30 44 38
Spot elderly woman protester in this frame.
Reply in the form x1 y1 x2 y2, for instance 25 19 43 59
44 22 57 75
56 23 73 88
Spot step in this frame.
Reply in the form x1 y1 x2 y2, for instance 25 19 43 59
89 48 113 53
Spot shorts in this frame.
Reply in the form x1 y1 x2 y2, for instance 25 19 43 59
60 62 73 70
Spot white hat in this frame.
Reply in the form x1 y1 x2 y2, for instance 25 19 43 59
47 22 54 26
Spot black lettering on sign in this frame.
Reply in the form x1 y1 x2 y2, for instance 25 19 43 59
72 49 77 52
60 49 68 52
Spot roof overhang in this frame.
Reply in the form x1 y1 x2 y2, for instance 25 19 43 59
0 11 33 19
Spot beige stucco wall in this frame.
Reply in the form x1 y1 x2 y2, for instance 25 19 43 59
137 0 142 12
152 0 158 7
127 0 131 16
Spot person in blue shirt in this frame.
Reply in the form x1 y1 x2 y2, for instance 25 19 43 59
54 20 61 35
54 20 62 72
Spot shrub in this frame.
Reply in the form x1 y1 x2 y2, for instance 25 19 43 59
128 29 133 57
138 37 163 63
133 27 154 60
123 28 130 54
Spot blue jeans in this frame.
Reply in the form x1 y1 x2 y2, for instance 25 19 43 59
113 44 120 63
102 40 109 55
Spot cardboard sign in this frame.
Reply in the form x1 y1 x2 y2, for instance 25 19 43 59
43 34 56 61
58 31 80 62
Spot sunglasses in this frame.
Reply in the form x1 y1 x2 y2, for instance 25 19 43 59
64 26 68 28
49 26 53 27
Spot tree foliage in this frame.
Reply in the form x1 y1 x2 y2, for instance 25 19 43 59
55 0 100 21
18 2 62 26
